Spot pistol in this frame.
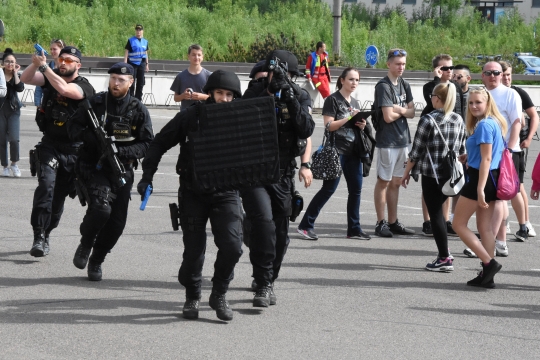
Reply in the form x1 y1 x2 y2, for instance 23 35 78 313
140 185 153 211
34 44 49 56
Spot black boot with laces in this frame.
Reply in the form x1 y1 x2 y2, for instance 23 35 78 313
253 285 271 307
182 298 200 320
30 229 45 257
209 292 233 321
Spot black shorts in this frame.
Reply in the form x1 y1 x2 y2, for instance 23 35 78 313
512 151 525 183
460 167 500 202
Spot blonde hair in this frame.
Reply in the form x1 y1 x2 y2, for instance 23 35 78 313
433 83 456 115
466 88 508 136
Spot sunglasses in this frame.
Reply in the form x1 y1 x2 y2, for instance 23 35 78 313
387 49 407 60
453 74 464 80
483 70 501 76
58 57 80 64
429 93 439 99
51 39 65 47
440 66 454 71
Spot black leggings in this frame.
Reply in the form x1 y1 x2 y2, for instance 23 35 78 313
422 175 449 258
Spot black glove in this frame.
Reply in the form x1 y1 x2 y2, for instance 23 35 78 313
268 74 289 94
283 88 296 103
137 179 153 201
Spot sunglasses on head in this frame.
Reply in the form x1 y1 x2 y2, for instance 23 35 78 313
440 66 454 71
387 49 407 60
51 39 65 47
58 56 79 64
483 70 501 76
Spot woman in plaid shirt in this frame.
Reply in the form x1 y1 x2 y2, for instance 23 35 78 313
401 83 467 272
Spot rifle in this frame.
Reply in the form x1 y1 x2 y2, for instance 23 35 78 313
81 100 127 188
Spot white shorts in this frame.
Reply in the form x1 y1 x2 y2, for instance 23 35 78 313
376 147 408 181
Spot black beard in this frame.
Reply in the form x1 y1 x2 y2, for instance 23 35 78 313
60 68 76 78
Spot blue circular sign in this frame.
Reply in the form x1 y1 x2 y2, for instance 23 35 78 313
365 45 379 66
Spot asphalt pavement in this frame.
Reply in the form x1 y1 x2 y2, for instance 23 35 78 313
1 106 539 359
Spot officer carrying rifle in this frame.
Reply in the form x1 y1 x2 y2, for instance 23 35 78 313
21 46 95 258
67 62 154 281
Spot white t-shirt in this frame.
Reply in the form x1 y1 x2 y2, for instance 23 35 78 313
488 85 522 152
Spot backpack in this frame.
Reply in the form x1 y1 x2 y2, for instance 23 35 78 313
371 77 406 131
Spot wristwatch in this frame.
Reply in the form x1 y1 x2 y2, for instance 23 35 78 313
38 64 49 73
301 162 311 169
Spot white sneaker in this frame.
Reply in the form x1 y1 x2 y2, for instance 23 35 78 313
463 248 477 258
2 167 10 177
10 165 21 177
506 223 511 234
526 221 536 237
495 241 509 257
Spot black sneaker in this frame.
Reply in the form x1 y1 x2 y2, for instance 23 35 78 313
388 219 415 235
375 220 393 237
269 283 277 305
347 230 371 240
467 272 496 288
253 286 271 307
481 259 502 285
515 229 529 242
446 221 458 237
87 261 102 281
297 227 318 240
73 244 92 269
30 230 45 257
422 221 433 236
182 298 200 320
209 293 233 321
42 233 50 256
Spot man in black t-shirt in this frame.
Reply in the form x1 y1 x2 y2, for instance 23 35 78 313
499 61 538 239
21 46 96 258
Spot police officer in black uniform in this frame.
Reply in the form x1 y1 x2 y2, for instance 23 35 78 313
67 62 154 281
137 70 244 321
21 46 95 258
242 50 315 307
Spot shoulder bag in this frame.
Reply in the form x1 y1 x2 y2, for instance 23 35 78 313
311 123 343 180
425 114 465 197
491 139 520 200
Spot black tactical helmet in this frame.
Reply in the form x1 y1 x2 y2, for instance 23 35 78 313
203 70 242 98
265 50 302 77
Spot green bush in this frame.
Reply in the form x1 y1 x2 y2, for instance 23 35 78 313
1 0 539 72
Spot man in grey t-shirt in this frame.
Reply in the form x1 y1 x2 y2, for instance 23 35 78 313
372 49 415 238
170 44 212 110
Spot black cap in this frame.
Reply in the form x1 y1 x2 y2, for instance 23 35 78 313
203 70 242 98
59 46 82 60
108 62 134 75
265 50 301 77
135 24 144 30
249 60 267 79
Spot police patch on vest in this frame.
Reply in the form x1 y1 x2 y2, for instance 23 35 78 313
111 122 135 141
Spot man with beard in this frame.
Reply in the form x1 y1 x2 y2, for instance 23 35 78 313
21 46 95 258
68 62 154 281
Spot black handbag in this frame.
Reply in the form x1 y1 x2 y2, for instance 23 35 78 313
312 124 343 181
333 126 355 155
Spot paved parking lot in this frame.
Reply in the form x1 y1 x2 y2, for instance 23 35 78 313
1 106 539 359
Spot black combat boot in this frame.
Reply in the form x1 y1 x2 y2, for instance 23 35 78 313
87 249 108 281
30 229 45 257
42 231 51 256
73 236 95 269
209 292 233 321
182 297 200 320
